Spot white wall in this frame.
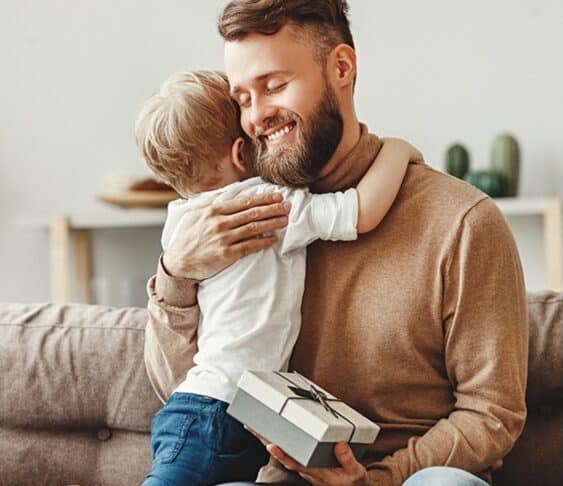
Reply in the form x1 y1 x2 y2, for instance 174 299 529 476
1 0 561 305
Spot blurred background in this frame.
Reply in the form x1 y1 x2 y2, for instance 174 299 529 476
0 0 561 306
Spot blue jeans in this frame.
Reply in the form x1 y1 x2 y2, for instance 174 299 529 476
218 466 489 486
143 392 269 486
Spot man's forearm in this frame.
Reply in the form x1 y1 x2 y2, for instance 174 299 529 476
365 199 528 485
363 412 508 485
144 255 201 403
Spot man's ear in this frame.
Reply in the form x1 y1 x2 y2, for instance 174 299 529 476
230 136 247 174
329 44 356 89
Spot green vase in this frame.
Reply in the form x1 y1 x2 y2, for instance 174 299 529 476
491 133 520 197
464 170 504 198
445 144 470 179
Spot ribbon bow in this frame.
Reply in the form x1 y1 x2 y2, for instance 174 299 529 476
289 384 340 418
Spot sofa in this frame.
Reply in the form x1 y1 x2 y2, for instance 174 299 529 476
0 291 560 486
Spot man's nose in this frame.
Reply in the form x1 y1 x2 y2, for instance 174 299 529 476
249 99 277 133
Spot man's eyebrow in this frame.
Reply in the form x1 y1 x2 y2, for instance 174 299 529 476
230 70 291 97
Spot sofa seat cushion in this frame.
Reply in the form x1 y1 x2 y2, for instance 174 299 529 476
0 426 150 486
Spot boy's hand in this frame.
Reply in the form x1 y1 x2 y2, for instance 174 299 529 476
162 193 291 280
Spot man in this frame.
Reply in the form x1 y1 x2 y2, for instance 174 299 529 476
144 1 528 484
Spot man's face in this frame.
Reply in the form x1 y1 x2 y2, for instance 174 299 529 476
225 25 343 186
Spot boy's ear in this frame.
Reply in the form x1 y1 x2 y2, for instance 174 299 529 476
230 137 247 173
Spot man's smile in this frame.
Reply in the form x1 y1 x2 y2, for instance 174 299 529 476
263 121 297 146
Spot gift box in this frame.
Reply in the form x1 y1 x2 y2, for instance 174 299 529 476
227 371 380 468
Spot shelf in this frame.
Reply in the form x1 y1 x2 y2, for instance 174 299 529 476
19 206 167 230
493 196 561 291
19 197 562 303
493 197 560 216
20 197 561 230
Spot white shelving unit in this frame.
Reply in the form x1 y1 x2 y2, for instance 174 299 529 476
494 197 561 291
20 207 168 304
21 197 562 303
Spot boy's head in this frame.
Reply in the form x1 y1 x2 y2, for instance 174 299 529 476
135 70 253 196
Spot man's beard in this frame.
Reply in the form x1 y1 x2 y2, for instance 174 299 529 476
252 83 343 187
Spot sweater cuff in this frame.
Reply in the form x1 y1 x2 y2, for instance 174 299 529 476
154 254 199 307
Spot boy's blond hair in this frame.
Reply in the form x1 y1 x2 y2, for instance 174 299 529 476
135 70 241 194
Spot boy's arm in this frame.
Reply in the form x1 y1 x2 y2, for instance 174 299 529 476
356 138 422 233
279 138 422 253
278 187 358 254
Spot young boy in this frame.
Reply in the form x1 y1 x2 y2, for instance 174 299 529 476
135 70 422 486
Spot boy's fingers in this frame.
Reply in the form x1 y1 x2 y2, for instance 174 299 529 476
214 192 283 215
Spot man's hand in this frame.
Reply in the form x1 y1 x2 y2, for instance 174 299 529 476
267 442 369 486
247 427 369 486
162 192 291 280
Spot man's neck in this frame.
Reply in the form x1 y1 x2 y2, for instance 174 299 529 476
319 121 362 179
312 123 383 193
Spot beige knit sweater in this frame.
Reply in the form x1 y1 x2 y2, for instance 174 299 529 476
144 125 528 485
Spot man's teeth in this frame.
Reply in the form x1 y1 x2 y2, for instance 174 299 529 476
267 124 293 142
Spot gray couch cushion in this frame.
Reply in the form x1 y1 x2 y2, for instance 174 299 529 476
0 303 161 431
0 426 151 486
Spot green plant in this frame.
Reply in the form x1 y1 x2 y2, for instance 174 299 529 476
491 133 520 197
464 170 504 198
445 144 470 179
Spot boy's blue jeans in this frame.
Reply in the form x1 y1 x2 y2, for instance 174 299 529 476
143 392 269 486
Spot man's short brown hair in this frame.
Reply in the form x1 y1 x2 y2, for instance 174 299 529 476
218 0 354 63
134 71 241 195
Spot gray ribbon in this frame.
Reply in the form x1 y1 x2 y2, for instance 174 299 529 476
274 371 357 443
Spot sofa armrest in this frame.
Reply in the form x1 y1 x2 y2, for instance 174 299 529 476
525 291 562 408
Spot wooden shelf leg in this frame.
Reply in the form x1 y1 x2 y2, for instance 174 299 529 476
544 198 562 291
75 229 92 304
50 216 70 303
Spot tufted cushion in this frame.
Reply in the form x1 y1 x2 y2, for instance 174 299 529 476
0 302 160 485
0 427 151 485
0 303 161 431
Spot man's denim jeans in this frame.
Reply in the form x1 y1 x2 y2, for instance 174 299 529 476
218 466 489 485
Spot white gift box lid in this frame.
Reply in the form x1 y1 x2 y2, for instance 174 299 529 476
237 371 380 443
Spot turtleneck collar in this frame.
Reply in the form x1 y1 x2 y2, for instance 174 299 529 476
311 123 383 193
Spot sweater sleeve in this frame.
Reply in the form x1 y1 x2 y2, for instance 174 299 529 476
280 187 358 254
365 198 528 485
144 255 201 404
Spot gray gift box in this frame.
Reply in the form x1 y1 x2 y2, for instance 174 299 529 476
227 370 380 468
